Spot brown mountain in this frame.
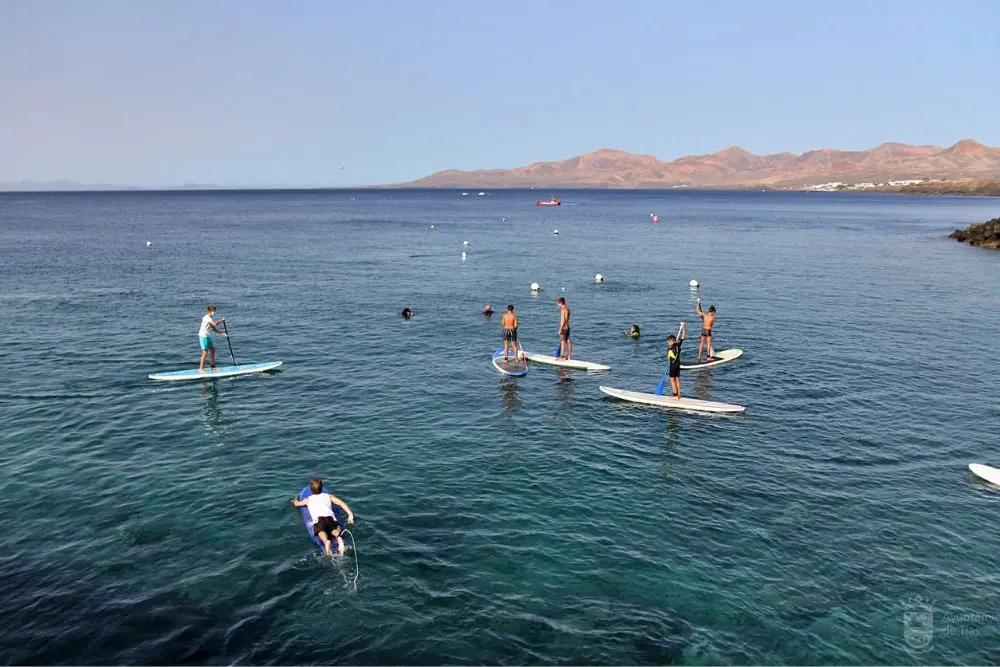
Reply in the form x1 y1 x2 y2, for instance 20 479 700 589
401 140 1000 188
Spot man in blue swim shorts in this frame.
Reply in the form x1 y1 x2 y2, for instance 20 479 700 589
198 305 227 373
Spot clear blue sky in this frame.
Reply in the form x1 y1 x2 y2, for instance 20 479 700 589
2 0 998 186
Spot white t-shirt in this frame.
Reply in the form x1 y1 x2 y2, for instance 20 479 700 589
305 493 335 524
199 314 214 338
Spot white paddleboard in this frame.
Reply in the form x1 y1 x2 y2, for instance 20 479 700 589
524 352 611 372
492 349 527 377
969 463 1000 486
599 385 745 414
680 348 743 371
148 361 283 382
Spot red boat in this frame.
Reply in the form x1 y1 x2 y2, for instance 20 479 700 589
536 194 561 206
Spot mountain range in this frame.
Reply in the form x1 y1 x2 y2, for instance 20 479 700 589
402 140 1000 189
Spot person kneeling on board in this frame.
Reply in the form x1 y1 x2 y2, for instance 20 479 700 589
198 305 228 373
667 323 687 398
291 479 355 556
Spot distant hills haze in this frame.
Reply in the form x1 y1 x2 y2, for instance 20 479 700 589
401 140 1000 189
3 140 999 191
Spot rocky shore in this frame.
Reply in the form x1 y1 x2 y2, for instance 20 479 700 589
949 217 1000 249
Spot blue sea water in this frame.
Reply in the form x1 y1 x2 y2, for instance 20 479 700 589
1 188 999 664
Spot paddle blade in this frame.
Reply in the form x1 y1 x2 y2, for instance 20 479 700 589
654 368 668 396
554 346 561 357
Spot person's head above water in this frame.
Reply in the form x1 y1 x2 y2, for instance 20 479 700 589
401 307 413 319
507 304 514 312
310 478 324 494
483 304 493 313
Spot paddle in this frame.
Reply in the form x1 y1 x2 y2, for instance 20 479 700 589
222 320 237 366
654 323 684 396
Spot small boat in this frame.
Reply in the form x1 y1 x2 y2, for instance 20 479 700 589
536 194 561 206
478 191 486 196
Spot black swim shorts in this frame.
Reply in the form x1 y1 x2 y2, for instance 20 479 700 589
503 328 517 342
313 515 341 537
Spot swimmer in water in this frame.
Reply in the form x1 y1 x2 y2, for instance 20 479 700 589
401 307 413 319
482 304 494 317
625 324 640 339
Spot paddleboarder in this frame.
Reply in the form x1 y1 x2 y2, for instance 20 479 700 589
556 297 572 360
695 298 716 363
667 323 687 398
291 478 355 556
198 305 228 373
500 304 522 362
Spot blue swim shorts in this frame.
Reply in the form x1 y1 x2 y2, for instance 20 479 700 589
199 336 214 351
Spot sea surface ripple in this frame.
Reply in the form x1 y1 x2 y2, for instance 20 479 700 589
1 189 999 664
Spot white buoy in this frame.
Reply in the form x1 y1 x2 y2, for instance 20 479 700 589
690 279 699 288
430 224 435 229
530 282 541 292
501 217 506 222
146 240 152 247
463 240 469 246
552 229 559 235
594 273 604 283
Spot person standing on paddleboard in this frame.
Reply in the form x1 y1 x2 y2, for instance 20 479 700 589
500 304 522 362
667 323 687 398
695 299 716 363
291 479 355 556
556 297 572 360
198 305 228 373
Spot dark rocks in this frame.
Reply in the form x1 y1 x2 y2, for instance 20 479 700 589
949 217 1000 249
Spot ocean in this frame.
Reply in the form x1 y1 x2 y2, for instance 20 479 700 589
1 188 999 664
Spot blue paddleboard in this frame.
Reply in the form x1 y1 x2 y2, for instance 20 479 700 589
298 486 353 552
492 349 528 377
148 361 283 382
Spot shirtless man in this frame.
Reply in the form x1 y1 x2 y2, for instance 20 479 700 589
556 297 572 360
500 304 522 362
695 298 716 363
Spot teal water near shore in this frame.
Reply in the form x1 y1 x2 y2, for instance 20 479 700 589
2 189 1000 664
